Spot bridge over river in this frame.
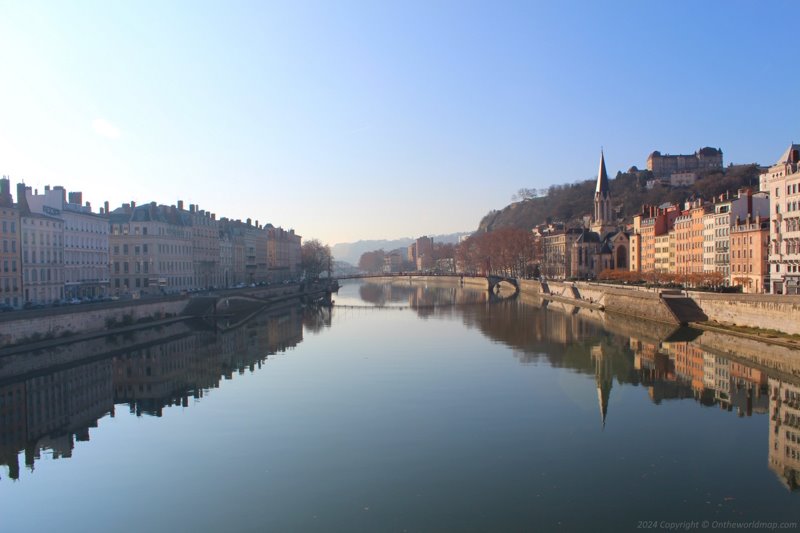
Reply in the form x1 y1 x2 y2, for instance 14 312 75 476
334 273 520 295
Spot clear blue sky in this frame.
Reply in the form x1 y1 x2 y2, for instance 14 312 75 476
1 1 798 247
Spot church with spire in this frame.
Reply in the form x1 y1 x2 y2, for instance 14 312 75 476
570 151 630 279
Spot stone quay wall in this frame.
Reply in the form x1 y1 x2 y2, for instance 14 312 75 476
687 292 800 335
519 279 800 335
0 297 189 347
520 280 679 325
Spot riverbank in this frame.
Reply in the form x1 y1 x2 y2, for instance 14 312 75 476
0 281 334 348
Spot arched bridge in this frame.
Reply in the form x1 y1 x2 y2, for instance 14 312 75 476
335 273 520 296
487 275 519 294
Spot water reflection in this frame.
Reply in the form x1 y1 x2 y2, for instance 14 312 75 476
359 282 800 491
2 281 800 494
358 280 489 310
0 305 309 481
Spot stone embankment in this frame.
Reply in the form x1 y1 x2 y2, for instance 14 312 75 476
0 282 333 348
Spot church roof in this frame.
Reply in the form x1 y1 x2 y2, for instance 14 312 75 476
596 151 610 195
576 230 601 243
776 144 800 165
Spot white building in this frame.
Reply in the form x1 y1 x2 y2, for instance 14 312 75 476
763 145 800 294
25 186 110 299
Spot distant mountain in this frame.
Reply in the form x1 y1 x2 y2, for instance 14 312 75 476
332 232 471 265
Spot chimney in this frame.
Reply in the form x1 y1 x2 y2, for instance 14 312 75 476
68 191 83 205
0 177 10 207
190 204 195 213
131 201 136 209
211 213 216 220
45 185 50 192
16 183 30 213
178 200 184 210
85 201 91 211
255 220 259 228
246 218 252 226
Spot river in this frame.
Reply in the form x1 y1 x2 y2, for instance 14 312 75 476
1 279 798 532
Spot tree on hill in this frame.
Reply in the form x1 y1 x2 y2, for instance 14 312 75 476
477 164 762 234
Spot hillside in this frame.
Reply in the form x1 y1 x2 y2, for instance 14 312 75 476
477 164 762 233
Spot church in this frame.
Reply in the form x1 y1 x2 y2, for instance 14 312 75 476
569 152 630 279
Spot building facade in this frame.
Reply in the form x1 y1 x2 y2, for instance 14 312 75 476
764 145 800 294
109 202 193 296
730 216 769 293
24 185 109 299
0 179 21 307
647 147 723 178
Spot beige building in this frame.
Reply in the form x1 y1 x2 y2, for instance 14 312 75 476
177 201 220 290
730 216 769 293
769 378 800 490
763 144 800 294
109 202 193 296
647 147 723 178
20 211 64 305
219 218 247 287
0 179 21 308
266 224 302 281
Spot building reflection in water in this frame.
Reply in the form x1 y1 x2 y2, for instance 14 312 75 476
453 295 800 491
2 285 800 491
0 305 306 481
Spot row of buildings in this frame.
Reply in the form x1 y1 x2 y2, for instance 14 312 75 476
535 144 800 294
0 179 303 308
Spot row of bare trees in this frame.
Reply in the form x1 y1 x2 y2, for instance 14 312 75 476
598 269 727 288
455 228 537 278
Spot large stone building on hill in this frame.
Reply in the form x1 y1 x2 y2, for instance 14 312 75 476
647 147 723 178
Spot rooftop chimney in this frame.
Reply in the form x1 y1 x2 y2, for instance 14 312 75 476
131 201 136 209
178 200 184 210
68 191 83 205
190 204 195 213
104 201 110 214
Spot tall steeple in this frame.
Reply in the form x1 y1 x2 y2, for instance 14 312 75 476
596 150 609 195
591 150 614 234
591 343 613 430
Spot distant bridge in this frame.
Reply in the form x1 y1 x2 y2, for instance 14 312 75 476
334 273 520 295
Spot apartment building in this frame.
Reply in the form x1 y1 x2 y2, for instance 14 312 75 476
0 178 21 307
763 144 800 294
24 185 109 299
109 202 193 296
730 216 770 293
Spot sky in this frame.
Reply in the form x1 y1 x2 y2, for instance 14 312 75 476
1 1 799 247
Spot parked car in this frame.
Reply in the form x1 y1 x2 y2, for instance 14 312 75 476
0 303 14 312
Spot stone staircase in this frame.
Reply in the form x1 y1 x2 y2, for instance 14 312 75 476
660 294 708 325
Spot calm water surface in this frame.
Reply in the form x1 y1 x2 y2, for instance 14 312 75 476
1 280 799 532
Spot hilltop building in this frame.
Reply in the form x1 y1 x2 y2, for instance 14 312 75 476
647 147 723 178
